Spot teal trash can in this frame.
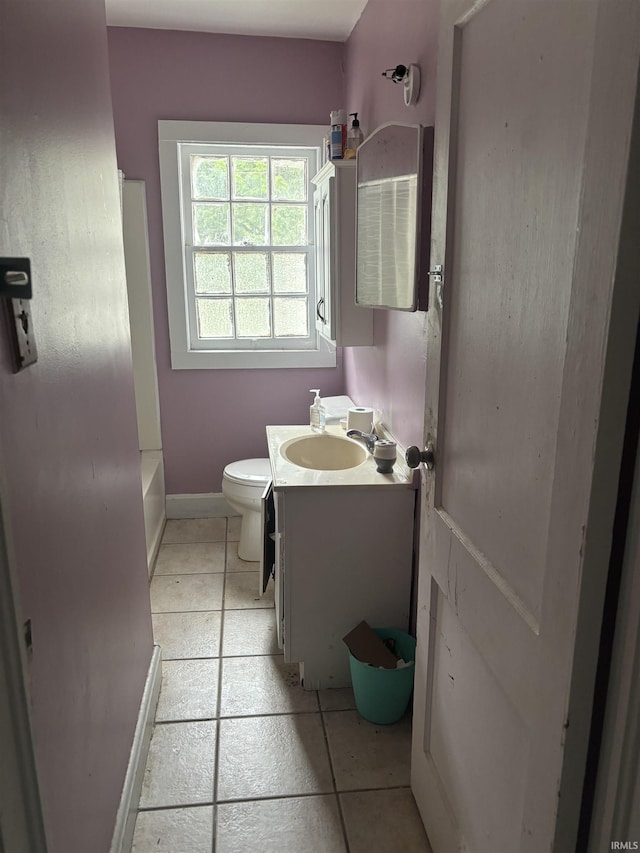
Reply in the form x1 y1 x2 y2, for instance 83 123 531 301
348 628 416 725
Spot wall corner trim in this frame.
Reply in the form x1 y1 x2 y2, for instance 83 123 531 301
109 644 162 853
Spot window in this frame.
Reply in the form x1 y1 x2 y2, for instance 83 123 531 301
159 121 335 369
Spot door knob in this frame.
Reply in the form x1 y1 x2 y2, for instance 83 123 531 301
406 442 435 470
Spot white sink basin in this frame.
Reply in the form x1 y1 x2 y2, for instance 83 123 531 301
280 433 368 471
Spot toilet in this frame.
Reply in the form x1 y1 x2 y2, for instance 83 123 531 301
221 458 272 562
221 396 356 562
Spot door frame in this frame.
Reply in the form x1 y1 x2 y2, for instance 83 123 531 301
548 2 640 844
587 69 640 851
0 488 48 852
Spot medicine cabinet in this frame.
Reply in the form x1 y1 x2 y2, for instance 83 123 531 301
355 122 434 312
312 161 373 347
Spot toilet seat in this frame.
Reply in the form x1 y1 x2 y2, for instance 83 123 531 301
223 458 271 487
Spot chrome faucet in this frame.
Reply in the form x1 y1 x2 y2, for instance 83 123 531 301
346 429 378 453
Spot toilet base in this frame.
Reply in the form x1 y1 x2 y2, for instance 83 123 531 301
237 509 261 562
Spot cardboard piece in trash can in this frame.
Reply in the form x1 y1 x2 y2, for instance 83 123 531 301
342 620 398 669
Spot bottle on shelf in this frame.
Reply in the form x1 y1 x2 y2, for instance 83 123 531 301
345 113 364 159
329 110 347 160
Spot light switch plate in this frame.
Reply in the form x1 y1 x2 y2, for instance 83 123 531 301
3 297 38 371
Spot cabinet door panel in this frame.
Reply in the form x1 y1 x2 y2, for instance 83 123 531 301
313 187 326 338
274 491 285 651
322 177 337 341
260 480 275 594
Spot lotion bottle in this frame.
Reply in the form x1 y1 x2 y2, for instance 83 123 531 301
309 389 326 433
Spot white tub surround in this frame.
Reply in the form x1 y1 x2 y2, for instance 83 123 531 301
141 451 165 576
165 493 236 519
122 179 166 576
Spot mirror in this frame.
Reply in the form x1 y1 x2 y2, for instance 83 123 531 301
355 122 433 311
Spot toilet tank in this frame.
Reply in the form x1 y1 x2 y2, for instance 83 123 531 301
322 395 356 425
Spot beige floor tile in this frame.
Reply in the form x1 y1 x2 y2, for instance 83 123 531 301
162 517 226 544
222 609 280 657
217 714 333 801
340 789 433 853
156 659 219 722
226 541 259 572
154 542 225 575
132 806 213 853
216 796 347 853
324 710 412 791
319 686 356 712
224 572 274 610
139 721 217 808
152 611 221 660
220 655 317 717
150 573 224 613
227 515 242 541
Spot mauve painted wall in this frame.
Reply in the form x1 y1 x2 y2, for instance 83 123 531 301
107 28 346 494
343 0 439 449
0 3 154 852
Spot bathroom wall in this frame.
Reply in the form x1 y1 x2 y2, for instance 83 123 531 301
343 0 440 449
0 1 154 852
107 29 346 494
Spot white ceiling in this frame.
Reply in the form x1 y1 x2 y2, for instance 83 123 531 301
105 0 368 42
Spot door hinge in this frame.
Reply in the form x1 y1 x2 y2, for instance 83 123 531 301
428 264 443 284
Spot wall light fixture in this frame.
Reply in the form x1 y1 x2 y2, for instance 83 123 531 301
381 63 421 106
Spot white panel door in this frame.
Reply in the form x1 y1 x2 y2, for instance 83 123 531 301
411 1 640 851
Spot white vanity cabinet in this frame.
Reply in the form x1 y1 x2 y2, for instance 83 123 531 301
312 161 373 347
272 482 415 690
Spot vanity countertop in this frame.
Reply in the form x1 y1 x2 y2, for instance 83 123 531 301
266 424 416 490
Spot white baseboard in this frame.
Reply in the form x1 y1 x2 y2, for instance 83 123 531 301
110 644 162 853
165 493 237 519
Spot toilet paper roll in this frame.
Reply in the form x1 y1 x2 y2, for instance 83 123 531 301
347 407 375 433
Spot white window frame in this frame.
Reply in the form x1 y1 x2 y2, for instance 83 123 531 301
159 120 336 370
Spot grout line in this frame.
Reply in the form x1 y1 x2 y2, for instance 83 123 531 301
153 708 327 726
160 651 284 663
211 521 229 853
213 784 414 806
319 702 351 853
137 802 215 813
160 655 222 662
137 783 414 815
158 543 225 550
220 651 284 658
151 609 223 616
152 570 225 574
138 782 413 813
185 708 321 722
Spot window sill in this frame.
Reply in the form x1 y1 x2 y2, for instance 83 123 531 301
170 340 337 370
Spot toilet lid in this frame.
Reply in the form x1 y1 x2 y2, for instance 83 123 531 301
224 458 272 486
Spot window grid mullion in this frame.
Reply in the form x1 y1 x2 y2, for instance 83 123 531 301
228 246 237 339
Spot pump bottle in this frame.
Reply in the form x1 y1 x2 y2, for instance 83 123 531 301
345 113 364 159
309 389 326 433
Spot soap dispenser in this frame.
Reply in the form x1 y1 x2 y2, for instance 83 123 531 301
345 113 364 157
309 389 326 433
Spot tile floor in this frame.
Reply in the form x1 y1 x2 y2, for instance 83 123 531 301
133 517 432 853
